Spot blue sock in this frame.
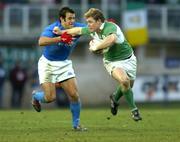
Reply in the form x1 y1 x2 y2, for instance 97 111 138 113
33 91 47 103
70 101 81 128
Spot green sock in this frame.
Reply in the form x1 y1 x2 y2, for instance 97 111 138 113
123 88 137 110
113 86 123 103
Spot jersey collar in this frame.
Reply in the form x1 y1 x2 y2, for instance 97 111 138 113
99 22 105 30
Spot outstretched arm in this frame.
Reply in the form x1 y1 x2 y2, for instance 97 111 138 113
53 27 82 36
38 36 61 46
39 32 73 46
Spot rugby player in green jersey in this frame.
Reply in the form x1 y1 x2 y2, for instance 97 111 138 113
53 8 142 121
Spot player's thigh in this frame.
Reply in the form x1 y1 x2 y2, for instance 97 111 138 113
112 67 129 83
41 82 56 98
61 77 79 97
112 68 135 89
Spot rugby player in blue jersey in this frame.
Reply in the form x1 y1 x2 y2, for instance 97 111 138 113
31 7 87 131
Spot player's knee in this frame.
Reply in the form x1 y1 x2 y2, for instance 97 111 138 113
68 90 79 102
45 94 56 102
121 79 130 92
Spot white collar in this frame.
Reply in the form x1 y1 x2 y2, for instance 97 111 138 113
99 22 105 30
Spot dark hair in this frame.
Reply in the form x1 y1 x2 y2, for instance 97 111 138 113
58 7 75 19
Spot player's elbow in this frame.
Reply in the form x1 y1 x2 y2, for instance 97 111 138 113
109 34 117 44
38 38 44 46
106 34 117 46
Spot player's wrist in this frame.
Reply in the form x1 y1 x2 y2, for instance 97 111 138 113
56 36 62 42
60 32 73 44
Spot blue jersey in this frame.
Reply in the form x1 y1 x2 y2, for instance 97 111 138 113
40 21 86 61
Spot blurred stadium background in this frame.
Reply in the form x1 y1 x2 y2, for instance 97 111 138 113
0 0 180 109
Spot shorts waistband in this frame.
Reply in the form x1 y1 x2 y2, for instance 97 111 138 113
124 54 132 60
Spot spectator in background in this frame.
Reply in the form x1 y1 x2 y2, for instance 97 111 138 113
0 54 6 108
0 1 5 9
162 74 169 103
9 60 27 108
29 61 39 90
56 87 69 107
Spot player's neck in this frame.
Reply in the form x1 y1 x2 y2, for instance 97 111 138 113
61 23 72 29
62 24 67 29
96 22 103 33
96 29 101 33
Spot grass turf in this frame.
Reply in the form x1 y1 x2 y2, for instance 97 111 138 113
0 107 180 142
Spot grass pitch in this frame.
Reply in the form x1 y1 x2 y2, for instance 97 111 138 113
0 107 180 142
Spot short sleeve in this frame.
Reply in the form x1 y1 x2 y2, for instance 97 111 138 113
104 25 117 36
81 27 91 35
40 27 54 37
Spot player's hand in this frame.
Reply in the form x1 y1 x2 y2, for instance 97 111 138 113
89 46 103 54
60 32 73 44
89 40 98 52
89 45 97 52
53 26 61 35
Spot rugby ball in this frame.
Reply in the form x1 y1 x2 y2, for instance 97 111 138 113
89 39 103 54
89 39 110 54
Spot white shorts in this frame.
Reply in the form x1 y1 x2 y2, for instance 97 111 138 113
103 53 137 80
38 55 75 84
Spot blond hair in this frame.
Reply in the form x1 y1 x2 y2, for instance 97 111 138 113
84 8 105 22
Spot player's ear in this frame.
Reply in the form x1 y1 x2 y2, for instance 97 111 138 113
96 19 102 27
60 17 65 22
97 19 101 23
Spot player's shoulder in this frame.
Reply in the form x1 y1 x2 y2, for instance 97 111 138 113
74 22 87 28
103 22 118 35
45 21 60 30
104 22 117 30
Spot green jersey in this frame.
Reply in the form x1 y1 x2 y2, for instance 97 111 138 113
81 22 133 61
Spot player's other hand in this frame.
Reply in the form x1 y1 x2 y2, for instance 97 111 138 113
89 40 98 52
53 26 61 35
60 32 73 44
89 45 97 52
89 46 103 54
